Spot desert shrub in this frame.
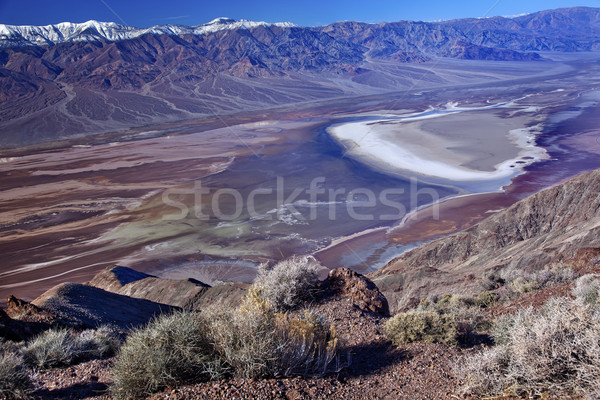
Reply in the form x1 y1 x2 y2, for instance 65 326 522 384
509 276 539 294
205 292 279 379
253 256 321 311
489 313 514 347
22 329 78 368
22 326 122 369
500 264 578 300
458 345 511 395
111 311 222 400
458 297 600 398
573 274 600 306
421 294 491 334
111 291 344 398
76 326 122 359
0 352 31 399
0 340 22 355
207 287 343 379
274 310 340 376
481 271 505 291
385 310 458 346
475 291 499 308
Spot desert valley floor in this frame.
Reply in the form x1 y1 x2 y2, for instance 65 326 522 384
1 54 600 303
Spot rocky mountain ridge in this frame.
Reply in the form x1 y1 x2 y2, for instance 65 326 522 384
0 18 297 48
370 168 600 311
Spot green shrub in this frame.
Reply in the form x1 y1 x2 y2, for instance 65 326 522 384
22 329 78 368
500 264 579 301
385 310 458 346
207 287 343 379
111 294 345 398
253 256 321 311
22 326 122 369
509 276 539 294
458 297 600 398
475 291 499 308
422 294 490 334
0 351 31 399
111 311 222 400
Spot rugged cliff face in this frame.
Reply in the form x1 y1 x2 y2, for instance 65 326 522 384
370 169 600 311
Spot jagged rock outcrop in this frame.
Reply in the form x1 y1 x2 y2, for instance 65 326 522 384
321 268 389 316
370 169 600 312
1 296 60 340
89 265 248 310
6 295 57 323
0 308 34 341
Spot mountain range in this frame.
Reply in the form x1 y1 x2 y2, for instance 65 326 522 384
1 7 599 148
0 18 297 47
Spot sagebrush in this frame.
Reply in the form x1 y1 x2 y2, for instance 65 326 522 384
111 311 222 400
253 256 321 311
111 289 344 399
22 326 121 369
573 274 600 306
385 309 458 346
497 263 578 301
22 329 78 368
208 286 342 379
0 350 31 399
458 297 600 398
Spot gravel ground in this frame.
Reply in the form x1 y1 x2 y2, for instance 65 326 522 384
29 287 471 399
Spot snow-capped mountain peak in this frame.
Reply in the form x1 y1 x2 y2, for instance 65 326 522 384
0 18 297 47
206 17 239 25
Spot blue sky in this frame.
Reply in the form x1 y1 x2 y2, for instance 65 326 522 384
1 0 599 27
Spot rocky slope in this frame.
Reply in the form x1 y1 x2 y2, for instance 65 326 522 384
31 283 174 330
0 265 249 333
3 267 468 400
370 168 600 311
89 265 248 310
0 7 599 147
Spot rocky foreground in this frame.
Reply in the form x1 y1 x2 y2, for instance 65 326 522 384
1 266 470 399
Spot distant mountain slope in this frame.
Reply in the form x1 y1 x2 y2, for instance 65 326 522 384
370 169 600 311
0 7 599 148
